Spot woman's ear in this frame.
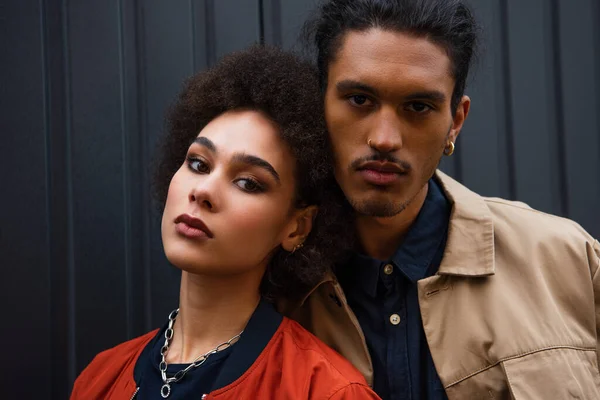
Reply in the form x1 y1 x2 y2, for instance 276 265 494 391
281 206 318 252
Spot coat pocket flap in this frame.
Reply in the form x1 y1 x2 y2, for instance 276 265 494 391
502 347 600 399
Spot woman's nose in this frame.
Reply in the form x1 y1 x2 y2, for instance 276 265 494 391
189 176 219 212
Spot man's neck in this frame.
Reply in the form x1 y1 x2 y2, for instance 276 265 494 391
355 182 429 260
166 269 262 364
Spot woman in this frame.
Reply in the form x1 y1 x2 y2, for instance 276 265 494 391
70 45 379 399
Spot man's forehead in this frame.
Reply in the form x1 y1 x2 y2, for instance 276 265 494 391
328 29 454 94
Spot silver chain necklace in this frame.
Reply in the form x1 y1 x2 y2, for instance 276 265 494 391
159 308 243 398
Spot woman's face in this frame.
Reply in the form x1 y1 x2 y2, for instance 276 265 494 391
161 110 305 276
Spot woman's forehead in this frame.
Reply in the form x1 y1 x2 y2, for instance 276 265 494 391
195 110 293 170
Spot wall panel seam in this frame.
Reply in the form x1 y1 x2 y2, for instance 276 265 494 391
498 0 516 200
60 0 77 385
117 0 134 340
549 0 569 217
134 0 152 331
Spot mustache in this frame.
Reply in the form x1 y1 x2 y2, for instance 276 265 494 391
349 152 412 171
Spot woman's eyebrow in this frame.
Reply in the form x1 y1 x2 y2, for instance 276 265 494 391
231 153 281 184
193 136 217 153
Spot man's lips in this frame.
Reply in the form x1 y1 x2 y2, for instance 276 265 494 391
356 161 407 186
174 214 213 239
357 161 407 174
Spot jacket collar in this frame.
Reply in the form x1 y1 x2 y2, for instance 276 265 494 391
434 170 495 277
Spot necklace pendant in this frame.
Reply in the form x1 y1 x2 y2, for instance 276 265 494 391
161 383 171 398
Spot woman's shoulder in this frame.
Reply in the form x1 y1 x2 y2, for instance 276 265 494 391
71 329 159 399
85 329 158 369
275 318 379 398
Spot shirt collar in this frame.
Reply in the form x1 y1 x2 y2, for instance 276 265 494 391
343 178 450 297
390 177 450 283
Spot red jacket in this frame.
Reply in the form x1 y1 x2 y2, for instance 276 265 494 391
71 317 380 399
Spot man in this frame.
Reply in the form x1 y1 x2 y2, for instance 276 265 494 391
281 1 600 399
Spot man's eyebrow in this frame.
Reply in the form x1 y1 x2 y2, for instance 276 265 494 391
231 153 280 184
404 91 447 103
335 79 380 97
335 80 447 104
193 136 217 153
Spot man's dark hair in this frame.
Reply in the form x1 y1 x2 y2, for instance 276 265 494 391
154 45 353 300
304 0 479 113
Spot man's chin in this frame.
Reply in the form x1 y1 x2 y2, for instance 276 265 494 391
348 196 409 218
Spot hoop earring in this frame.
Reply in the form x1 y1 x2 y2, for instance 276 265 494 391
444 141 455 156
291 243 304 253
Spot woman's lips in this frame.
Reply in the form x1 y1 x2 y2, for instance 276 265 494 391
175 222 210 239
174 214 213 239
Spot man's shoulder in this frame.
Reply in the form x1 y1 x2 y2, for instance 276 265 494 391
436 170 595 243
482 196 594 242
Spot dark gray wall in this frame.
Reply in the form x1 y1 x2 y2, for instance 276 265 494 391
1 0 599 398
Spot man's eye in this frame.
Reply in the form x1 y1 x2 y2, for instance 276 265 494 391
235 178 264 193
187 157 209 173
348 95 372 107
406 102 432 113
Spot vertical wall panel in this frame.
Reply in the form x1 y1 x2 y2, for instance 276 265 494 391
506 0 564 216
119 0 149 341
459 0 512 199
0 1 52 398
263 0 318 50
213 0 260 59
556 0 600 238
67 0 129 372
45 0 75 396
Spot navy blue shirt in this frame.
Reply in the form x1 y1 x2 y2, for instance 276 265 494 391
133 299 282 399
338 178 450 400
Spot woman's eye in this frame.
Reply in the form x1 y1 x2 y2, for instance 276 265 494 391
348 95 372 107
187 157 209 173
406 102 432 113
235 178 264 193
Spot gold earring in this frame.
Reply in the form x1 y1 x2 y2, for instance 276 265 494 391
291 243 304 253
444 141 455 156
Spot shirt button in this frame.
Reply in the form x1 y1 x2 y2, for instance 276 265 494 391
389 314 401 325
383 264 394 275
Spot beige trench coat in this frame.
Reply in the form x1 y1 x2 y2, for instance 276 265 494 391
280 170 600 399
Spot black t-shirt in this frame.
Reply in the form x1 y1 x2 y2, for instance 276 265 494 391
132 299 282 399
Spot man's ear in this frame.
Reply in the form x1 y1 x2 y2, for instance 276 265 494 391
448 95 471 144
281 206 318 252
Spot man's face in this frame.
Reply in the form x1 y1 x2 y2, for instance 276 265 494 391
325 28 469 217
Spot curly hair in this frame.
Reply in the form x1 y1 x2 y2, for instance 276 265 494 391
153 45 354 300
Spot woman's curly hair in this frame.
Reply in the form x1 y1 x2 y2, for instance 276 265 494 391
153 45 354 301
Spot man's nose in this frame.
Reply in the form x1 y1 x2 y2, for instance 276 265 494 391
368 107 403 153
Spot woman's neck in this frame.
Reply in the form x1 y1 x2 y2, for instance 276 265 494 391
166 270 262 364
